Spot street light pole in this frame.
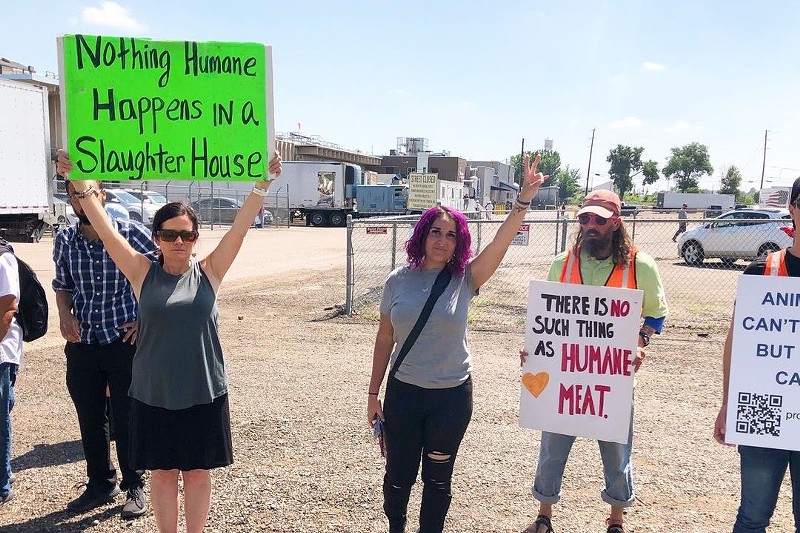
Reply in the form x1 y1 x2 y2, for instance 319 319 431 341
585 127 596 195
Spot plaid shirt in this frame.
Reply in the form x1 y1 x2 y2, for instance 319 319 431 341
52 219 158 345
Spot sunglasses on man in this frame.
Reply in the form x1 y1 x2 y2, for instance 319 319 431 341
577 213 618 226
156 229 199 242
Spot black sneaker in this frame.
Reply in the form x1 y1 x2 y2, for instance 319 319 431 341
0 488 13 504
67 484 120 513
120 485 147 519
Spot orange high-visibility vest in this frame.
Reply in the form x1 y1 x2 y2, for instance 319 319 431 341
764 249 789 276
559 247 638 289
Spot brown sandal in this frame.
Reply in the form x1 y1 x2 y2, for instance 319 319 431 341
523 515 554 533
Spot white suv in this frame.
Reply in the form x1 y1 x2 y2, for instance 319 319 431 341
104 189 159 227
678 208 793 266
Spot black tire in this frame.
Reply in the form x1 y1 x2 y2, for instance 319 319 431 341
310 212 327 227
757 243 781 260
682 241 705 266
329 212 345 227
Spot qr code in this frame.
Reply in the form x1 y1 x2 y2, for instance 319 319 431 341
735 392 782 437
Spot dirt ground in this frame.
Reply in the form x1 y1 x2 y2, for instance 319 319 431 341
0 224 796 532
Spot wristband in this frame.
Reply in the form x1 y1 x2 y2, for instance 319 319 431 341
368 392 379 396
515 196 531 206
251 186 268 197
74 185 98 199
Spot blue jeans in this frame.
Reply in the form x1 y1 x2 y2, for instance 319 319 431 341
532 409 635 508
732 445 800 533
0 362 18 497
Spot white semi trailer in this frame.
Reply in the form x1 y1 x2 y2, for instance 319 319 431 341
0 77 54 242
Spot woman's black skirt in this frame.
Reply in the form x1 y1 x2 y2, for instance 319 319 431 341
129 394 233 471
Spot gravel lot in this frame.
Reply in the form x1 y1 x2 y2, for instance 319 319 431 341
0 224 796 532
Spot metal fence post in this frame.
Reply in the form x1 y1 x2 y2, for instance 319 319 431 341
345 214 354 316
476 219 482 254
630 211 637 242
391 223 397 270
560 217 569 253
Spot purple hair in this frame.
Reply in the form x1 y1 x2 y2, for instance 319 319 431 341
405 206 472 276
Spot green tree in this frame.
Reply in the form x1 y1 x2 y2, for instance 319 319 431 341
555 165 581 201
663 142 714 192
605 145 658 195
511 150 561 187
719 165 742 197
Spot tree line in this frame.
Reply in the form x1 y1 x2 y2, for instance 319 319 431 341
510 142 744 202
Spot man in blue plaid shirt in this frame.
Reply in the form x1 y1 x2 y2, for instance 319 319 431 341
53 180 158 519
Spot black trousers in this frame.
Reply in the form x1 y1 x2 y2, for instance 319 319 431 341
65 339 142 491
382 376 473 533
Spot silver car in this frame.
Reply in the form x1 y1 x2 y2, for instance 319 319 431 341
678 208 793 266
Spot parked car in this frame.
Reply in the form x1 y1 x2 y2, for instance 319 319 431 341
104 189 158 226
620 202 640 217
704 205 724 218
123 189 168 207
53 192 131 226
678 208 793 266
190 197 273 226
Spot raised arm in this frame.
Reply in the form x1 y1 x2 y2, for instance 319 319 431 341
56 150 152 294
470 153 545 289
201 153 282 287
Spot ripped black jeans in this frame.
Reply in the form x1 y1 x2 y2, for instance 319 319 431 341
382 375 473 533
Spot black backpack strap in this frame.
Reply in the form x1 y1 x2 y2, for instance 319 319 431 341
388 267 452 379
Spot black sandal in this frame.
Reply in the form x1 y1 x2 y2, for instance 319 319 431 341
523 515 554 533
606 523 624 533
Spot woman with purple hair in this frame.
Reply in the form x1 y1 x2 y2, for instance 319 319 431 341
367 154 546 533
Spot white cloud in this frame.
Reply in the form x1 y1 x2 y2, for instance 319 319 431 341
388 88 410 97
642 61 666 72
609 116 642 129
667 120 691 132
81 2 145 31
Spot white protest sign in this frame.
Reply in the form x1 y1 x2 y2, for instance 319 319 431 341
520 280 643 444
725 274 800 450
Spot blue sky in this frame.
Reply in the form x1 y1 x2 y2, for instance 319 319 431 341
4 1 800 192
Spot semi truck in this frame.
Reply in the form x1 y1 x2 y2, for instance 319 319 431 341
0 77 55 242
758 186 792 208
182 161 416 227
656 192 735 211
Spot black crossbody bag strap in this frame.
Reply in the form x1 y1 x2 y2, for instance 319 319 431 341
388 268 452 379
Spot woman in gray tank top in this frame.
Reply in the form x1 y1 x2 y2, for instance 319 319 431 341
58 150 282 533
367 154 546 533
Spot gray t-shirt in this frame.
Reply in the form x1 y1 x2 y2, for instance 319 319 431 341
129 259 227 410
380 265 477 388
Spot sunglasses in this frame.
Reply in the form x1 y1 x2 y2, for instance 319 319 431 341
156 229 198 242
578 213 617 226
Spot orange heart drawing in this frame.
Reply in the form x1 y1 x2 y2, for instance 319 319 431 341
522 372 549 398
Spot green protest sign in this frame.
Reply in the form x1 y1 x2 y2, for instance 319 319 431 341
58 34 274 181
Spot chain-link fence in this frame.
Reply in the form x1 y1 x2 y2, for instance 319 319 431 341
346 210 793 328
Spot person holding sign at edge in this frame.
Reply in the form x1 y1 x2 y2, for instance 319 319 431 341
57 149 282 533
521 189 668 533
714 177 800 533
367 154 545 533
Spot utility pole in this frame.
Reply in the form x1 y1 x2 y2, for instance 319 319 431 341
519 138 525 187
759 129 769 190
584 127 596 195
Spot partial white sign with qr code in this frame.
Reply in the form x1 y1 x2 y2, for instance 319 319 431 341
726 274 800 450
